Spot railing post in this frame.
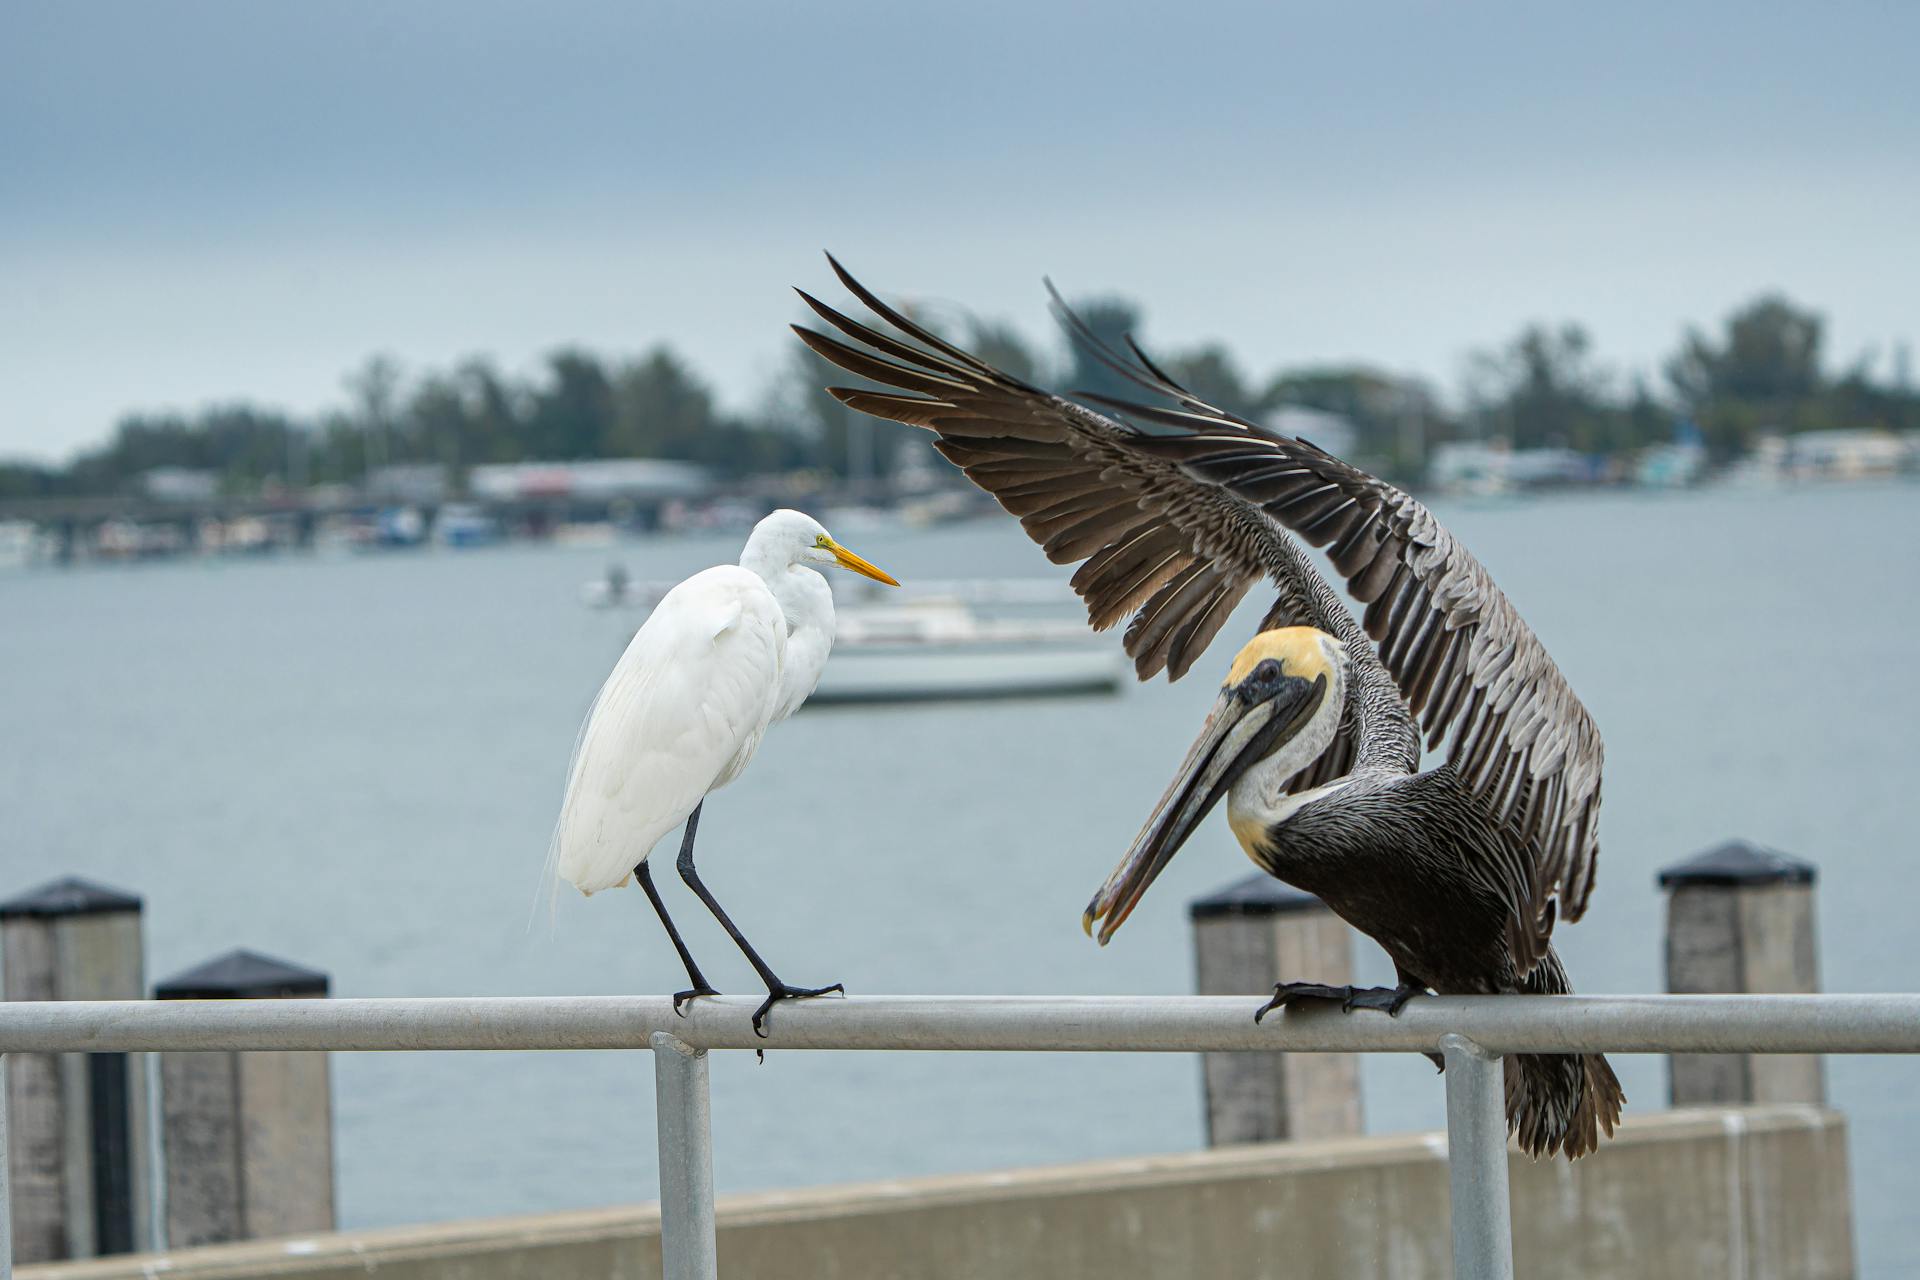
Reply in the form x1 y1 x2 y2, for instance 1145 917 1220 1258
651 1032 717 1280
0 877 151 1262
1441 1034 1513 1280
1660 838 1824 1105
154 950 336 1248
3 1053 13 1280
1189 874 1362 1144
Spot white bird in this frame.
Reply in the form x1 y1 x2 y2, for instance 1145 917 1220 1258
551 508 898 1033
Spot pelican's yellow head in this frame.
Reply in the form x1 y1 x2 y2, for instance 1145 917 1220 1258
1225 627 1342 690
1081 625 1346 946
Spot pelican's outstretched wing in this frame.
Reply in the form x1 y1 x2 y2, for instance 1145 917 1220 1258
793 257 1338 684
1078 401 1603 922
797 258 1603 924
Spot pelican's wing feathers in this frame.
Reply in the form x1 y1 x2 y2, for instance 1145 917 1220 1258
1106 415 1604 923
795 259 1289 685
800 259 1603 925
551 566 785 895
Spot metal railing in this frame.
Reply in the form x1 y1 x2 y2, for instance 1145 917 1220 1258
4 992 1918 1280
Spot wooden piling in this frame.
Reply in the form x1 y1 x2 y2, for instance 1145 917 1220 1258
0 876 151 1262
1660 839 1824 1105
1189 873 1363 1144
155 950 336 1248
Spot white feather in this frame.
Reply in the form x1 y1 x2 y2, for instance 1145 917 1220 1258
552 565 786 894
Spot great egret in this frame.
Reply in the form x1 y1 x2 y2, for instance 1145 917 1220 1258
795 260 1619 1158
551 508 898 1034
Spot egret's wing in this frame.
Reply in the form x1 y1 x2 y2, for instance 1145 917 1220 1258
552 567 784 895
801 260 1603 929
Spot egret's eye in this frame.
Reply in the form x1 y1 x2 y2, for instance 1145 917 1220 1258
814 534 832 548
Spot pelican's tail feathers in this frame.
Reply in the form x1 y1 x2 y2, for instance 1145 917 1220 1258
1502 948 1624 1160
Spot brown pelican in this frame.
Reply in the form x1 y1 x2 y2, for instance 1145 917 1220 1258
793 258 1622 1159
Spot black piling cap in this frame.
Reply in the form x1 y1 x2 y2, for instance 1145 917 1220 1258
0 876 143 921
1657 839 1816 889
1189 871 1328 920
155 949 330 1000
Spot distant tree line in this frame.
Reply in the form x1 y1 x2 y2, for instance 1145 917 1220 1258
4 291 1915 502
1463 295 1920 461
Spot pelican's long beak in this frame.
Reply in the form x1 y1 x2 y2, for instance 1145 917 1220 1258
826 539 900 586
1082 673 1326 945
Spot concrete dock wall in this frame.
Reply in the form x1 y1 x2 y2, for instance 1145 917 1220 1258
20 1104 1852 1280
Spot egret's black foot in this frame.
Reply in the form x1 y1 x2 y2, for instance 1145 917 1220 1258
751 981 845 1037
1253 981 1352 1023
672 985 720 1016
1342 983 1424 1016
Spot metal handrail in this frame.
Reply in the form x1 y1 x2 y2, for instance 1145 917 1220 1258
3 992 1914 1280
2 992 1917 1053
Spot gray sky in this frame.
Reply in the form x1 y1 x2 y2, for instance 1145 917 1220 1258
4 0 1915 461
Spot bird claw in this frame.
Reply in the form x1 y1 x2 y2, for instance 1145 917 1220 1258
1253 981 1425 1023
1342 984 1423 1016
1253 981 1354 1023
750 981 846 1038
672 986 720 1016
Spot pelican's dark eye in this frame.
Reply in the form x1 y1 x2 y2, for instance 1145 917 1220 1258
1235 657 1285 702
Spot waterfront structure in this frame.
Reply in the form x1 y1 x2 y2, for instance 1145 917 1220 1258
549 509 898 1034
1189 875 1362 1144
466 459 709 506
1661 839 1825 1105
154 950 335 1249
799 258 1617 1157
0 878 151 1262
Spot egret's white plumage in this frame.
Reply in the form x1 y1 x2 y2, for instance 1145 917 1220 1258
548 509 897 1030
554 564 786 894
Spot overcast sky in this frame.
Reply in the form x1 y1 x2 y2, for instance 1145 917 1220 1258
3 1 1915 461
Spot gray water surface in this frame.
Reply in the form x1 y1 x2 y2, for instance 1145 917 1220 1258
2 484 1915 1273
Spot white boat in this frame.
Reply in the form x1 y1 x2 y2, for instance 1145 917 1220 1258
813 597 1124 704
0 521 39 569
583 572 1124 704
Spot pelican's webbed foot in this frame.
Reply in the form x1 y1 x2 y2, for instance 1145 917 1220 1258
1342 982 1424 1016
1254 981 1350 1022
1254 980 1425 1023
751 980 846 1037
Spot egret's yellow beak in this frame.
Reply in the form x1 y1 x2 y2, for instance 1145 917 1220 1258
827 539 899 586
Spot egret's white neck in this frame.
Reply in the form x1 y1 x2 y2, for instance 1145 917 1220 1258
738 533 792 594
740 539 836 721
1226 661 1348 848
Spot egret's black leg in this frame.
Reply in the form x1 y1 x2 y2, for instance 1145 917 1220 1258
635 853 718 1015
675 802 844 1038
1253 980 1426 1023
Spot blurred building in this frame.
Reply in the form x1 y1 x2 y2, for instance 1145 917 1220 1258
467 460 711 503
1264 406 1357 459
366 464 448 503
1429 442 1599 495
1783 429 1907 480
140 467 218 502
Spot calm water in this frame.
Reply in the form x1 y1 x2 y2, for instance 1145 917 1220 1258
2 485 1917 1273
